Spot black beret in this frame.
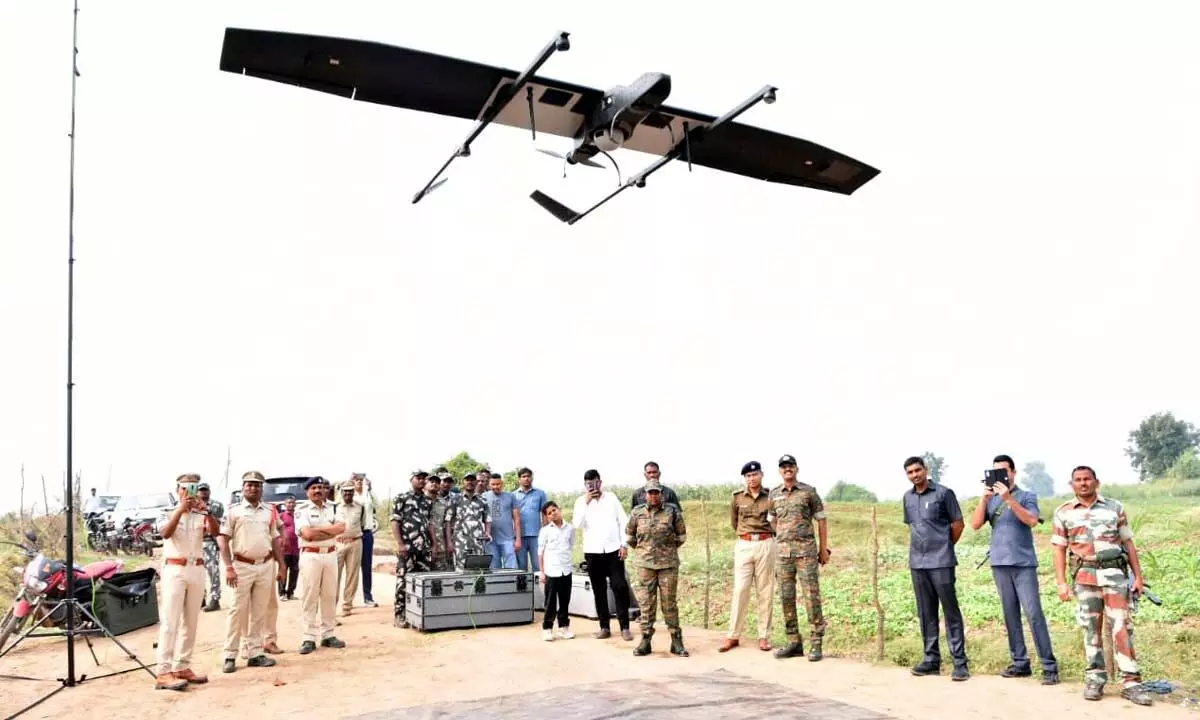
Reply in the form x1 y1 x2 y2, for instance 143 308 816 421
741 461 762 476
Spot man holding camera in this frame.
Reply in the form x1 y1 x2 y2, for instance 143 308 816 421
1051 466 1153 706
571 469 634 641
970 455 1058 684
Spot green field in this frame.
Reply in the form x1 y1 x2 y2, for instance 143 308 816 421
4 479 1198 692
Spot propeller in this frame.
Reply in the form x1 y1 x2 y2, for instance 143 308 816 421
535 147 604 169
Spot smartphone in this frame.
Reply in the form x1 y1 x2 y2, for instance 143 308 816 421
184 483 200 497
983 469 1007 488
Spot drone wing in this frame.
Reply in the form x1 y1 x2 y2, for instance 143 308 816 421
218 28 604 140
623 105 879 195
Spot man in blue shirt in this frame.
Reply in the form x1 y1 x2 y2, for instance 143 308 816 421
481 473 522 569
902 455 969 681
970 454 1059 685
512 467 547 573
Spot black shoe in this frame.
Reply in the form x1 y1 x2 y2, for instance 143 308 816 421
1041 672 1060 686
247 655 276 667
669 630 689 657
321 636 346 649
911 662 940 676
1120 685 1154 706
299 641 316 655
808 644 823 662
633 633 653 656
774 640 804 659
203 599 220 612
952 666 970 682
1000 665 1032 678
222 659 236 673
1083 682 1103 701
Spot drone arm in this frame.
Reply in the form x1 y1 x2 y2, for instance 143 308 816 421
412 31 570 204
531 84 778 224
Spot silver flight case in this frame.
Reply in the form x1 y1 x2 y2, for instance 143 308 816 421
405 569 534 631
533 569 640 619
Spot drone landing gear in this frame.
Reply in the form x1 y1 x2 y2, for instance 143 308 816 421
411 31 571 204
529 84 778 225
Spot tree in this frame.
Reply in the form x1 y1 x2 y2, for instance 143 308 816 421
1019 460 1055 497
501 468 520 492
1166 449 1200 480
825 480 878 503
922 451 947 484
439 451 488 481
1125 412 1200 481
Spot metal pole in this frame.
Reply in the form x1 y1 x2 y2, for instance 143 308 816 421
64 0 81 686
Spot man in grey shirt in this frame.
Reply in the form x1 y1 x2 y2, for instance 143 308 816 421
970 454 1058 684
902 455 968 681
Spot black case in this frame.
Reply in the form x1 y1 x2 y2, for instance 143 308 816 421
91 568 159 636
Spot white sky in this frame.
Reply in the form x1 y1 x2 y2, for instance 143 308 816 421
2 1 1197 510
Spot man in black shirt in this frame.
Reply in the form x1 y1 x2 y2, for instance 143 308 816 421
902 455 969 681
630 462 682 514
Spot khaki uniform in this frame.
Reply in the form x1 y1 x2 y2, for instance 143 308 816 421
334 499 365 614
155 509 208 674
220 501 279 660
728 486 777 641
296 501 339 643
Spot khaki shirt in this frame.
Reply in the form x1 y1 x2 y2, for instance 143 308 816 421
163 510 207 561
296 501 338 550
730 487 772 536
220 501 279 561
334 500 365 540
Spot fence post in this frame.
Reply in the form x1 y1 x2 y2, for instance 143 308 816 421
701 491 712 629
872 506 885 661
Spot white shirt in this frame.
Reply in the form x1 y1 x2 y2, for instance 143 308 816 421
571 491 629 555
353 490 378 532
537 520 575 577
83 495 103 514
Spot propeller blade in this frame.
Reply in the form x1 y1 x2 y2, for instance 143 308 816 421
535 147 605 169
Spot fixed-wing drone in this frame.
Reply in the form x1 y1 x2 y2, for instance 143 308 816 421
218 28 880 225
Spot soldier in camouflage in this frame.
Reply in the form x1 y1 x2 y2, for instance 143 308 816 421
769 454 831 661
1051 465 1153 707
391 470 432 628
450 473 489 570
198 482 225 612
426 472 453 571
625 477 688 657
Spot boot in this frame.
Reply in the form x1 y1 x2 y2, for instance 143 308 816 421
633 628 654 656
808 640 823 662
669 629 689 657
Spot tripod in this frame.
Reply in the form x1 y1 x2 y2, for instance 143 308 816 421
0 3 156 718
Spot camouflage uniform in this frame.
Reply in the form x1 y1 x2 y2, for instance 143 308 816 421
203 499 225 607
391 490 432 623
451 493 489 570
769 483 827 655
428 494 452 571
1051 496 1144 694
625 480 688 656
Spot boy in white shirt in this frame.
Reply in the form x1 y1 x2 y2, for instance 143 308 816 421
537 502 575 640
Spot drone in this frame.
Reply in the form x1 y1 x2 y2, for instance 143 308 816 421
218 28 881 225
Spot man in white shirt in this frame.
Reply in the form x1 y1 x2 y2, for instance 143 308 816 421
351 473 379 607
571 469 634 641
83 488 103 515
537 501 575 641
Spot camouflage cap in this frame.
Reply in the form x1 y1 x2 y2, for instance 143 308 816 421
644 478 662 492
411 469 428 478
437 472 452 481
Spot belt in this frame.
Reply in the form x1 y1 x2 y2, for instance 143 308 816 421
336 536 362 543
164 557 204 566
233 552 272 565
300 546 336 554
739 533 774 541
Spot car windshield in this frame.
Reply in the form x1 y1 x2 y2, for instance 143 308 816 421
229 479 315 505
115 493 172 510
98 496 119 511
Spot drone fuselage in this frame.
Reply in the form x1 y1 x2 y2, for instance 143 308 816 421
566 72 671 164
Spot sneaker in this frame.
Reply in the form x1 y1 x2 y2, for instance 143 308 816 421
542 629 555 641
558 628 575 639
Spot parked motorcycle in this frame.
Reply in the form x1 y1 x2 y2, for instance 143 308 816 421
84 511 114 553
0 530 124 654
115 517 158 556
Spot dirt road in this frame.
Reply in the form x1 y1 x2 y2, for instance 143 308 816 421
0 570 1190 719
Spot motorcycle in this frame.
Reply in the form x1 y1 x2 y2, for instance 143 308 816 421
0 530 124 654
115 517 158 556
85 511 114 553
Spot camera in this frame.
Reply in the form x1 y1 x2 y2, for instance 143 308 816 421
983 469 1007 489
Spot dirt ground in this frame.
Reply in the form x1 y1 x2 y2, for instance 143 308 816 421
0 569 1192 719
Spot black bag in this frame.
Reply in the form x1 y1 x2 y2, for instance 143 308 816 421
91 568 159 636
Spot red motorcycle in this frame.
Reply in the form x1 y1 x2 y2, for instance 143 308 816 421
0 531 124 654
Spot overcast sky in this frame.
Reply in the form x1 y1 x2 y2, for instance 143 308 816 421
2 1 1197 510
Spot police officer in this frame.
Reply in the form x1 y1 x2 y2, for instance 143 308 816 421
769 454 831 661
391 470 433 628
218 471 281 673
198 482 224 612
720 461 777 653
1051 465 1153 706
295 477 346 654
625 476 688 657
333 481 365 616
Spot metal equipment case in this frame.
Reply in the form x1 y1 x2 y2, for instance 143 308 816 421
405 569 534 631
533 570 640 620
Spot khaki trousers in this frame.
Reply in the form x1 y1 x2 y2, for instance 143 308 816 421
337 539 363 613
222 560 273 659
240 561 279 657
155 563 205 673
299 550 337 642
728 538 777 640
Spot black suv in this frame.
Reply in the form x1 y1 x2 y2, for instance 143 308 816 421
229 476 323 505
